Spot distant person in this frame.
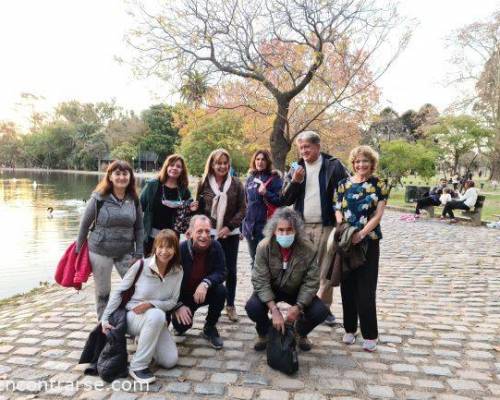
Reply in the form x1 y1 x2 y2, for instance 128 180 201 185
441 180 478 223
281 131 349 326
76 160 144 319
452 174 460 191
100 229 183 384
243 150 283 268
245 208 328 352
335 145 388 352
439 187 453 206
414 178 448 216
196 149 246 322
140 154 198 256
172 215 227 349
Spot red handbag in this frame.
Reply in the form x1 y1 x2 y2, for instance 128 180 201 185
55 241 92 290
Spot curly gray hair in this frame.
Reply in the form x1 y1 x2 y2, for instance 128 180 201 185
263 208 306 239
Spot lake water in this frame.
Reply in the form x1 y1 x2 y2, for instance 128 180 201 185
0 170 147 300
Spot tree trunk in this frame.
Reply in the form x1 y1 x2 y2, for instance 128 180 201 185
270 100 291 172
490 131 500 180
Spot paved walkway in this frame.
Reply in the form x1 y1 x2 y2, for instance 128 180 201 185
0 211 499 400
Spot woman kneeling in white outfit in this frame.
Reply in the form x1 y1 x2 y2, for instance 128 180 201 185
101 229 183 384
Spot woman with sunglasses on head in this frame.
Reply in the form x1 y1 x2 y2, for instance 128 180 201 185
76 160 144 319
140 154 198 256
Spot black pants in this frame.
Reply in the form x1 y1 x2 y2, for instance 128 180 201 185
218 235 240 307
340 239 380 340
442 200 469 218
415 197 440 214
172 283 226 333
144 238 154 257
245 292 329 337
246 232 264 269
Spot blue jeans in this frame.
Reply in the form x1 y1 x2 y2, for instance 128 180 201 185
246 233 264 269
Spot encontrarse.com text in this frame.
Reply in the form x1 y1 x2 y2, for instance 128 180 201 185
0 379 150 393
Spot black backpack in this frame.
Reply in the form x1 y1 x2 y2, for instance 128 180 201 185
266 325 299 375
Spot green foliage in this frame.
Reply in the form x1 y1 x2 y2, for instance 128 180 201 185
140 104 179 162
379 140 437 191
0 123 23 167
180 71 209 107
22 122 76 169
177 111 249 176
427 115 494 173
110 143 138 164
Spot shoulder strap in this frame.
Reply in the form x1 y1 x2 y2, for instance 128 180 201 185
263 176 274 188
89 199 104 232
119 259 144 308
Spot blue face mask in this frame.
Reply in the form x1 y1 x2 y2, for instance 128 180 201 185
276 234 295 248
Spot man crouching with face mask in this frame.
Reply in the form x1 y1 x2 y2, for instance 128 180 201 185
245 208 329 352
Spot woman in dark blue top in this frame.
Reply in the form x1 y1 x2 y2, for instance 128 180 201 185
335 145 388 352
242 150 283 268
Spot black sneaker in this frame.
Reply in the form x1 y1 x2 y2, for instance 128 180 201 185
203 325 224 349
323 312 336 326
298 336 312 351
129 368 156 384
253 335 267 351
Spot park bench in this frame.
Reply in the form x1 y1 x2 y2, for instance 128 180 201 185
458 195 485 226
423 195 486 226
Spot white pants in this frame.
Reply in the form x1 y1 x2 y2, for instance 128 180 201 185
127 308 178 371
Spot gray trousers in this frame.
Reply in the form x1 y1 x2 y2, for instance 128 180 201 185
89 251 133 319
304 223 334 309
127 308 178 371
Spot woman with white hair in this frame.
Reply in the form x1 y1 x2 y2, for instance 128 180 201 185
245 208 329 352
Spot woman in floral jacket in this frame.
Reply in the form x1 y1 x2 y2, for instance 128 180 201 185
335 145 388 352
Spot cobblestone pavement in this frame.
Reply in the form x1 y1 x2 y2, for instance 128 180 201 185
0 211 499 399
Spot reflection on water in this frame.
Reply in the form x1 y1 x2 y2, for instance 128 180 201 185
0 170 145 300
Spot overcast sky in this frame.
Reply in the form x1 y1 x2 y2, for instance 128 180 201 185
0 0 498 130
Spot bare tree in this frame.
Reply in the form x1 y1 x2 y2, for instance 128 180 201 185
447 10 500 179
127 0 411 170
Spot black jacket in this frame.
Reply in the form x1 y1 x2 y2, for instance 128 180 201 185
177 239 226 306
79 308 128 383
281 153 349 226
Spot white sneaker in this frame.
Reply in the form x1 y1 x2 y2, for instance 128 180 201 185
342 333 356 345
363 338 378 352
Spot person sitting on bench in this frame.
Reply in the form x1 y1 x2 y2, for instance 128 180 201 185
415 178 448 216
441 180 478 223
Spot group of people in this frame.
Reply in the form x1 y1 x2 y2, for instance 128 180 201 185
414 177 479 223
76 130 388 383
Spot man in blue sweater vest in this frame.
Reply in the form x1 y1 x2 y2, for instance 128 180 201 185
173 215 227 349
